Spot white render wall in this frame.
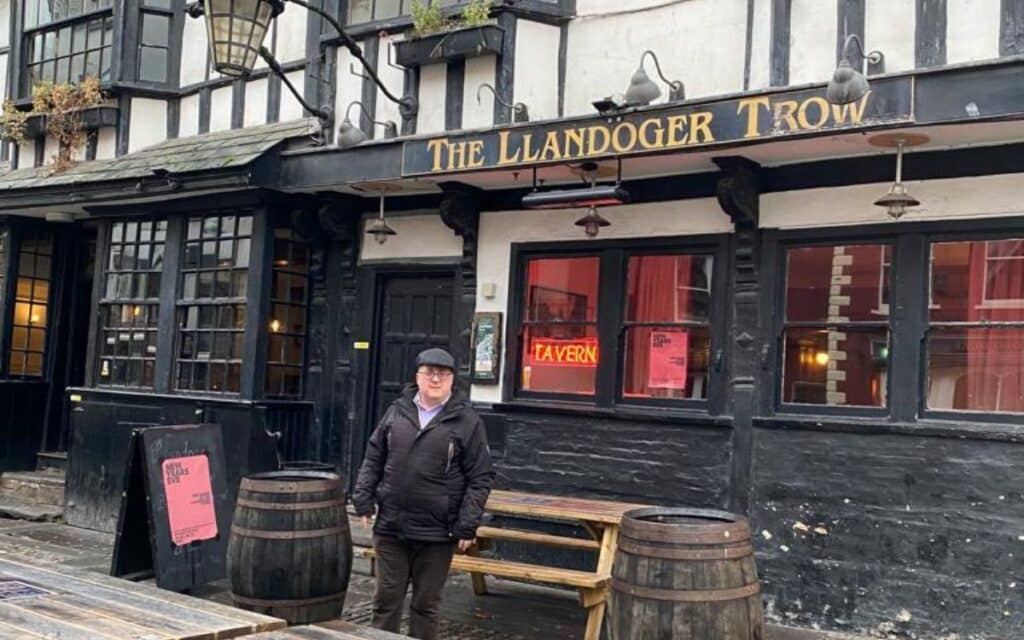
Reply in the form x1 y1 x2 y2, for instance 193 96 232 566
358 214 463 262
946 0 1000 64
761 173 1024 229
471 200 735 403
209 85 233 132
128 98 168 152
244 78 269 127
513 20 559 120
562 0 748 117
463 55 497 129
865 0 916 74
788 0 838 86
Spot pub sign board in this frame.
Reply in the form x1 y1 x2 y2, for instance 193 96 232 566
402 77 913 176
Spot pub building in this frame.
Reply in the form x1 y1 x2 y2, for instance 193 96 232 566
0 0 1019 636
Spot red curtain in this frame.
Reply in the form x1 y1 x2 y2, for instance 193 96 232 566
625 256 688 397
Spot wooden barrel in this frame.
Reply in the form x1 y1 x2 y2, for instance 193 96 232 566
609 507 764 640
227 471 353 624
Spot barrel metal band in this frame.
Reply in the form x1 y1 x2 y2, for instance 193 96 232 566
235 498 345 511
619 524 751 545
610 578 761 603
240 479 341 494
617 539 754 560
230 525 348 540
232 592 345 607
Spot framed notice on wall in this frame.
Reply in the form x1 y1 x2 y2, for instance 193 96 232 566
472 312 502 384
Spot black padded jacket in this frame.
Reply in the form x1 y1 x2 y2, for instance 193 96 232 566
351 384 494 542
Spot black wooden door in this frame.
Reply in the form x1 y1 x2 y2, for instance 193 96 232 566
369 275 455 434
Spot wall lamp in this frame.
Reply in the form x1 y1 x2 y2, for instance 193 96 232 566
826 34 884 105
477 83 529 123
185 0 418 133
624 50 685 107
338 101 398 149
366 193 397 244
521 161 628 238
868 133 927 219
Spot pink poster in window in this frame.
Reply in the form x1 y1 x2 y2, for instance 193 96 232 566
162 454 218 546
648 330 689 389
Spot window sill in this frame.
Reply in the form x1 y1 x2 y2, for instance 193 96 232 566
488 399 732 428
754 414 1024 443
68 386 313 407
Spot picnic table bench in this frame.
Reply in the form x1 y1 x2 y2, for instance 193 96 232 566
361 489 650 640
245 619 409 638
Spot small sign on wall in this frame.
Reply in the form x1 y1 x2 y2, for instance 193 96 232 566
472 312 502 384
648 329 689 390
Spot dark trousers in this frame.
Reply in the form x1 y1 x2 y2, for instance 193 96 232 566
372 534 456 640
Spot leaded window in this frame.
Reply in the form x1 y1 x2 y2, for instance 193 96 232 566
348 0 459 24
265 228 310 398
139 0 172 83
97 220 166 388
10 230 53 377
23 0 114 89
175 215 251 394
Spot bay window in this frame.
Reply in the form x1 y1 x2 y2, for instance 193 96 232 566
23 0 114 90
511 240 726 409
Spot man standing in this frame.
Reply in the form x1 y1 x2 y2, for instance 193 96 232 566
352 347 494 640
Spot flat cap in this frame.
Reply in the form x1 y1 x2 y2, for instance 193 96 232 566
416 347 456 371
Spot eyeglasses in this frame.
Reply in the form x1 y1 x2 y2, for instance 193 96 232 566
417 367 454 381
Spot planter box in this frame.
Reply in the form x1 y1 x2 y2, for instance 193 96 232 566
23 105 119 139
394 24 504 68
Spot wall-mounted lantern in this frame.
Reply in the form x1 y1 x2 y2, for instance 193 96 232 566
826 34 884 105
477 83 530 123
624 50 685 107
337 101 398 149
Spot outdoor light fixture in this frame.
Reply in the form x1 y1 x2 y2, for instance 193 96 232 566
869 133 928 220
477 83 530 123
521 161 627 239
575 206 611 238
624 50 685 107
826 34 884 105
337 101 398 149
186 0 418 130
366 193 397 245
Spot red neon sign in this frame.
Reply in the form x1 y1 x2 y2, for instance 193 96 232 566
530 337 599 366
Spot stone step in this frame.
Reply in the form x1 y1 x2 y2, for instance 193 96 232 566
36 451 68 473
0 496 62 522
0 470 65 507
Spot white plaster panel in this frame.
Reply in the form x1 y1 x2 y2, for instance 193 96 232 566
358 214 463 262
788 0 838 86
244 78 269 127
180 16 209 87
279 70 307 122
0 53 7 103
179 93 200 137
747 0 773 90
471 200 734 403
946 0 1000 64
462 54 496 130
209 85 233 132
563 0 747 118
334 46 361 135
761 173 1024 229
417 63 447 134
43 135 58 165
513 21 559 121
95 127 117 159
16 141 32 168
274 4 308 63
128 98 168 152
865 0 915 73
0 0 10 49
376 33 408 133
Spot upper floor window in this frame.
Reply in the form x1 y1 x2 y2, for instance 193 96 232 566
348 0 460 24
781 244 890 408
139 0 172 83
513 243 723 408
24 0 114 88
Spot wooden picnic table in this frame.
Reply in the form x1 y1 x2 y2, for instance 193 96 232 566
0 555 285 639
244 619 408 639
469 490 651 640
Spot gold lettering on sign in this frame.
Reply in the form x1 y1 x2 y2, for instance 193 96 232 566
498 131 521 165
831 90 872 124
467 140 485 168
666 115 688 146
639 118 665 149
612 122 639 153
521 134 541 162
427 138 449 172
587 126 610 155
797 96 830 130
541 131 563 161
690 112 715 143
773 100 800 132
564 128 586 157
737 96 770 138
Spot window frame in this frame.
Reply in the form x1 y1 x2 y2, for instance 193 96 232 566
762 218 1024 427
342 0 573 36
773 238 894 416
20 3 115 93
505 235 730 414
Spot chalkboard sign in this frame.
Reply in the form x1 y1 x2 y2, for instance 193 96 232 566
110 424 232 592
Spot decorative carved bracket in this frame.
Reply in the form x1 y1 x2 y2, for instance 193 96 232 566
438 182 482 239
713 156 761 227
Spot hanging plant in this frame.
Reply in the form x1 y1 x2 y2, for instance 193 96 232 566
410 0 446 37
460 0 490 27
0 76 105 172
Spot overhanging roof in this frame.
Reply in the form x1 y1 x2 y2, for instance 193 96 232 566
0 118 320 212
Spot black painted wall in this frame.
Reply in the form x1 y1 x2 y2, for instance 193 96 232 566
750 423 1023 637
